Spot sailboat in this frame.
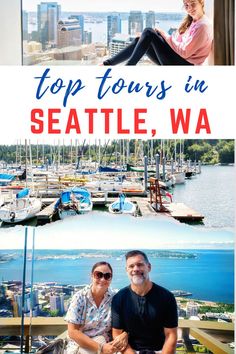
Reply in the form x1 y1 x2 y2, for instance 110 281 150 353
108 193 137 215
0 188 42 223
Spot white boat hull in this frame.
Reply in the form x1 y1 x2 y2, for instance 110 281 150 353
84 180 144 193
108 200 137 215
58 202 93 220
0 198 42 223
173 172 185 184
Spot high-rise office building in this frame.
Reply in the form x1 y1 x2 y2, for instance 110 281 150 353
84 31 92 44
57 19 82 48
37 2 61 49
14 290 39 316
109 34 134 57
22 10 29 41
107 14 121 47
128 11 143 36
186 301 199 318
50 293 65 315
69 15 85 43
145 11 156 29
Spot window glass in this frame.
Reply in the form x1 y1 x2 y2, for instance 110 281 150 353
22 0 188 65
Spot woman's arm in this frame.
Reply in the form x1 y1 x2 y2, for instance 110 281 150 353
167 24 211 59
68 323 100 352
68 323 117 354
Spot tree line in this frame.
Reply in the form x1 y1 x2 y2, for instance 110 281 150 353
0 140 234 165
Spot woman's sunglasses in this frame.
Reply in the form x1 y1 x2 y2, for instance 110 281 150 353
93 271 112 281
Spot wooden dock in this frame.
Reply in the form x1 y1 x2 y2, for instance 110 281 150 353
35 196 203 225
133 197 156 217
164 203 204 222
36 200 57 224
133 198 203 222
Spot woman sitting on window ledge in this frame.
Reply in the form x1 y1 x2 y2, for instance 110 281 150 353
103 0 213 66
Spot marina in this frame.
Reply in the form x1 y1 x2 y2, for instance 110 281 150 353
1 184 204 226
0 140 234 229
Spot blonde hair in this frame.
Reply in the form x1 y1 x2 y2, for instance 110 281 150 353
179 0 205 34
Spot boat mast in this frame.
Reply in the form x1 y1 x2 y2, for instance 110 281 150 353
29 140 34 193
25 139 28 188
58 139 60 170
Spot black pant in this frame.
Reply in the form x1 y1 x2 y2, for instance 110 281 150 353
104 27 193 66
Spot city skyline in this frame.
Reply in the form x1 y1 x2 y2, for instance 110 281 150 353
23 0 184 13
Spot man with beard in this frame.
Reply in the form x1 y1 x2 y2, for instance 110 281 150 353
111 250 178 354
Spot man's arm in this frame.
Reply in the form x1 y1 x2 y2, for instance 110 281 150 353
161 327 177 354
112 328 135 354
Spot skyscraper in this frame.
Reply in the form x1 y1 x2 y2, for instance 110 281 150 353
69 15 85 43
145 11 156 29
186 301 199 318
22 10 29 41
13 290 39 316
107 14 121 47
128 11 143 36
109 34 134 57
37 2 61 49
57 19 82 48
84 31 92 44
50 293 65 315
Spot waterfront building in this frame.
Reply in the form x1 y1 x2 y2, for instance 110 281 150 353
109 33 134 57
186 301 199 318
145 11 155 29
177 302 187 318
107 14 121 47
49 293 65 315
57 19 82 48
69 15 85 43
22 10 28 40
84 31 92 44
37 2 61 49
128 11 143 36
13 290 39 316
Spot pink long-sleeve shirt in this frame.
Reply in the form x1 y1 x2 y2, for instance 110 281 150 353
164 15 213 65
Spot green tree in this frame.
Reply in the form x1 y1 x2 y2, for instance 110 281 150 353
48 309 60 317
217 141 234 164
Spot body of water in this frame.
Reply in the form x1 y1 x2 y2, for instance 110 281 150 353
27 18 181 44
0 249 234 303
84 19 181 43
173 165 235 229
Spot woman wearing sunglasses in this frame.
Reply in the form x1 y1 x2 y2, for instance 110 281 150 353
65 262 128 354
103 0 212 66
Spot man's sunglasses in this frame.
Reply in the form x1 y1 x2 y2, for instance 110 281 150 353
93 271 112 281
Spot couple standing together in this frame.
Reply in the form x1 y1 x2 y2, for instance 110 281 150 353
65 250 178 354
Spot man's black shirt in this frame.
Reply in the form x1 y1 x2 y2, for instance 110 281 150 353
112 283 178 351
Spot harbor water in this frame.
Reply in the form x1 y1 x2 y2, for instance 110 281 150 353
0 249 234 303
172 165 235 229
